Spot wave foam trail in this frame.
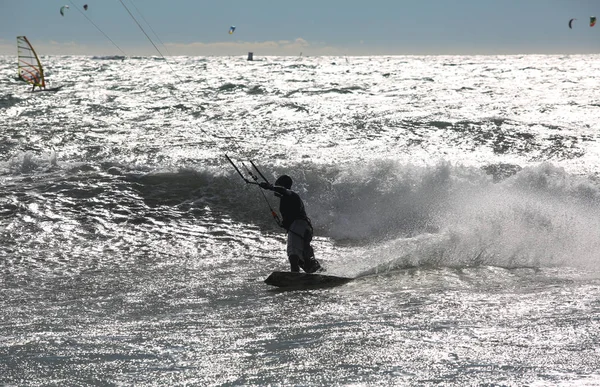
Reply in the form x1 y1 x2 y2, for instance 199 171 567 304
296 160 600 275
441 163 600 271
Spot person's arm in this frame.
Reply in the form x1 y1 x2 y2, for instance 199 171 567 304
259 182 291 196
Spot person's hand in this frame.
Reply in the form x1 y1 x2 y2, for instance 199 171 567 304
259 182 273 190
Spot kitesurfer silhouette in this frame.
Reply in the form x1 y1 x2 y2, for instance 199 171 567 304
259 175 322 273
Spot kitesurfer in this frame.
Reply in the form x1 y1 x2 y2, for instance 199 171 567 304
259 175 322 273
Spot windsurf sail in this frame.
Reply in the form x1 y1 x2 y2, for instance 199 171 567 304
17 36 45 89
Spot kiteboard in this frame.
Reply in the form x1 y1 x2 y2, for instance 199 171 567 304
264 271 352 289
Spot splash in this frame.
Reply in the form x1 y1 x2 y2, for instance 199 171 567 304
301 160 600 274
6 151 58 174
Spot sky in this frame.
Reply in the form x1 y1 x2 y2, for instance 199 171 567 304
0 0 599 56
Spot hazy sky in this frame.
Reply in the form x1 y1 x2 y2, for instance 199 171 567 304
0 0 598 56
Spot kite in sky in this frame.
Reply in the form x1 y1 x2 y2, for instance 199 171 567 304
591 16 597 27
229 26 236 34
60 5 69 16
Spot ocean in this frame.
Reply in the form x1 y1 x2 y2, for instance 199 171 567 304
1 54 600 386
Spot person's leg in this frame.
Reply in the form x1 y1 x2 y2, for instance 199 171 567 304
301 255 322 273
300 228 322 273
287 223 305 272
288 219 324 273
288 254 301 272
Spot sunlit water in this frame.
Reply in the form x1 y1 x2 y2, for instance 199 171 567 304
1 54 600 386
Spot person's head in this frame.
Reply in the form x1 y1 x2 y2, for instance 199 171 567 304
274 175 292 189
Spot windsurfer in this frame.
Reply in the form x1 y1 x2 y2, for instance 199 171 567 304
259 175 322 273
31 72 41 91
